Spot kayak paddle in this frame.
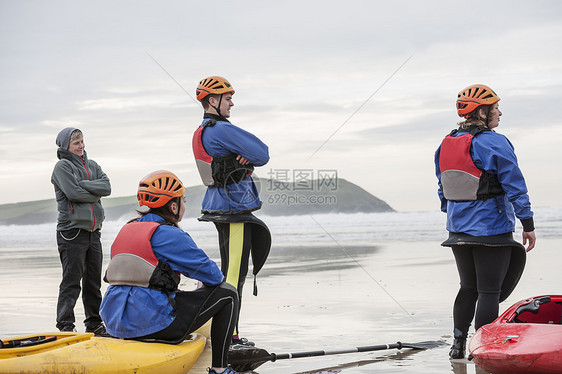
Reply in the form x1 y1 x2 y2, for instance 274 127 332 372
228 340 446 371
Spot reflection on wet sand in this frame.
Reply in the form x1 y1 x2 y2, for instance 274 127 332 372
292 347 435 374
451 359 490 374
2 213 561 374
261 245 380 276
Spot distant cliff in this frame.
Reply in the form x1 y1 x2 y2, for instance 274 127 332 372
0 178 394 225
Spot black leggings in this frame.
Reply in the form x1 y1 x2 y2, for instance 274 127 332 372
215 222 252 336
138 282 239 368
452 245 511 337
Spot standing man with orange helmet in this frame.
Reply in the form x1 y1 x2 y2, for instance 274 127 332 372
192 76 271 346
101 170 240 374
435 84 536 359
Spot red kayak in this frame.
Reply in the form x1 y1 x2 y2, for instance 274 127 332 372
469 295 562 373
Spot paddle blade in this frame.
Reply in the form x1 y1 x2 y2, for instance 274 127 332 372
400 341 448 350
229 346 273 371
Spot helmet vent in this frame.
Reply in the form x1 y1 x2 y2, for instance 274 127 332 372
169 179 179 191
138 192 159 204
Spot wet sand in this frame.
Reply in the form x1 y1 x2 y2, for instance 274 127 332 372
1 219 560 373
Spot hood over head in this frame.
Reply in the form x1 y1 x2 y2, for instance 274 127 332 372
56 127 79 150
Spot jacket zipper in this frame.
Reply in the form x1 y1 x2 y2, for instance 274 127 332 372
495 196 502 214
81 156 96 232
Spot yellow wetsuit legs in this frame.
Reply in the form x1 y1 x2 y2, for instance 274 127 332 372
215 222 252 337
225 222 244 288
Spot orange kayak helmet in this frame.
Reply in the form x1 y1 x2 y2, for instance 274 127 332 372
137 170 185 209
196 76 235 101
456 84 500 118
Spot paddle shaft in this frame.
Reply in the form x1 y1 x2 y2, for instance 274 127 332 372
228 341 445 371
271 342 403 361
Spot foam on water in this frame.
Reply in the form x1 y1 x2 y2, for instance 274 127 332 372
1 206 560 248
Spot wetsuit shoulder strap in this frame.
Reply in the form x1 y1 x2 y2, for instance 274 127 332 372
447 126 490 137
202 119 217 128
469 126 490 136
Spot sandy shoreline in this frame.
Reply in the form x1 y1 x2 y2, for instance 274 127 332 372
1 222 560 373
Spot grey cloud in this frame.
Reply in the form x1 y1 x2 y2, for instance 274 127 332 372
1 0 562 209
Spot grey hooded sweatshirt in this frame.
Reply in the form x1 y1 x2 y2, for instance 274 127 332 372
51 128 111 231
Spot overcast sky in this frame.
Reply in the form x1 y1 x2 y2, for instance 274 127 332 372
1 1 561 212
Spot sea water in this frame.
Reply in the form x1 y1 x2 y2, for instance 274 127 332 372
1 206 561 373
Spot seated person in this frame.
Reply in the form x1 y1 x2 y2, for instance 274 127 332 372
100 170 240 374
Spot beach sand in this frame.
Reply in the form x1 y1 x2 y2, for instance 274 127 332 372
1 225 560 373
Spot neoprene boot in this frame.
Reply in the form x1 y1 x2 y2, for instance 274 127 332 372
449 337 466 359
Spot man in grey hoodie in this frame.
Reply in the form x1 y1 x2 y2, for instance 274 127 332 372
51 127 111 335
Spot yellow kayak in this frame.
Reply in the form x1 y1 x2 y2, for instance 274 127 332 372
0 331 206 374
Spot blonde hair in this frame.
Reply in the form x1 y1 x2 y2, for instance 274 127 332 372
458 118 487 130
70 129 83 142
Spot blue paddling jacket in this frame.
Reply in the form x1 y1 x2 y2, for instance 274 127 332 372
194 113 269 214
434 126 534 236
100 213 224 338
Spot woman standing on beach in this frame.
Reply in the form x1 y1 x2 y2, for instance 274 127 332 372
51 127 111 335
434 84 536 359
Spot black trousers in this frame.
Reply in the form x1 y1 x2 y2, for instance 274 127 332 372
56 228 103 330
138 282 239 368
451 245 512 337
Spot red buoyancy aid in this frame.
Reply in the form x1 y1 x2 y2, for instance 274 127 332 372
105 222 180 292
192 120 254 187
192 122 215 186
439 127 504 201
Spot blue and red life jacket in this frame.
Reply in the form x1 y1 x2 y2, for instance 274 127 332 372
192 120 254 187
439 126 504 201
